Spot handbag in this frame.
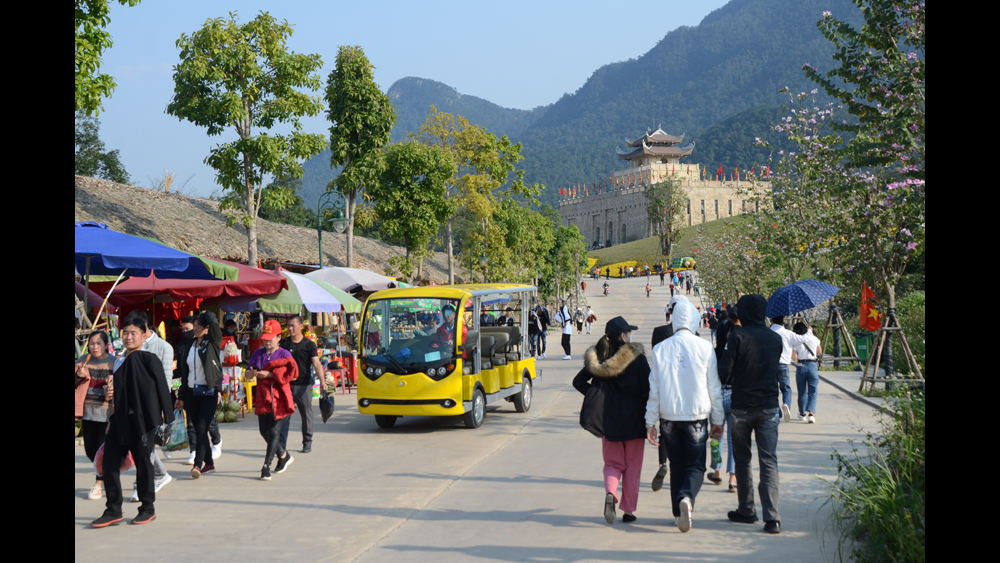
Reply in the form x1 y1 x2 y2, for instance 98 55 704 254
319 390 335 423
579 379 605 438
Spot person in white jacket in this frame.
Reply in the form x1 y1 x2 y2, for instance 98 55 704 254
645 300 724 533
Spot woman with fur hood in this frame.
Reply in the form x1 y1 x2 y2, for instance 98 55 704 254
246 320 299 481
573 316 650 525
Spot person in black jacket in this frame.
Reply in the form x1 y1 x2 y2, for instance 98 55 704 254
714 308 733 361
573 316 650 525
173 311 223 479
91 316 174 528
535 304 551 358
718 294 785 534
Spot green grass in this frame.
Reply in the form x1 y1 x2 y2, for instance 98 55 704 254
589 215 750 266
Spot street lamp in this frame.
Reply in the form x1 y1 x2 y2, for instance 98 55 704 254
317 191 347 267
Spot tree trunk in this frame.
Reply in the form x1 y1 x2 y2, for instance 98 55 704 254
243 153 257 266
246 221 258 268
417 256 423 283
446 219 454 285
346 188 356 268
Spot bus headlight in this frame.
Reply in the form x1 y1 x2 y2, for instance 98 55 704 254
442 399 455 408
366 367 374 375
436 366 448 377
375 368 383 376
360 399 370 407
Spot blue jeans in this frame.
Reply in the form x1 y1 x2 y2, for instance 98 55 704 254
538 331 547 354
731 407 781 522
777 364 792 412
661 419 708 517
795 362 819 414
711 388 735 474
529 333 540 356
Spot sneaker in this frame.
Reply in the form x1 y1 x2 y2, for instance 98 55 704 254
562 355 571 360
190 466 201 479
91 513 124 528
154 472 172 493
201 464 215 474
185 452 196 465
728 510 759 524
301 443 312 454
797 412 807 421
130 512 156 525
622 513 637 523
604 493 616 524
678 497 693 532
275 454 294 474
807 412 816 424
211 441 223 460
542 353 547 359
781 404 792 422
651 465 668 491
130 483 139 502
162 449 172 459
87 483 103 500
261 465 272 481
706 471 722 485
764 520 781 534
729 484 737 493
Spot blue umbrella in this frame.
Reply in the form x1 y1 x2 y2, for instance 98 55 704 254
766 279 840 318
75 222 237 280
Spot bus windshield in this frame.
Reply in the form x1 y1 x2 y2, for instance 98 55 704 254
361 297 464 369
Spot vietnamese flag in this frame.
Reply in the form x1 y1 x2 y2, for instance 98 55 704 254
765 165 770 177
860 281 882 331
750 165 755 176
716 164 723 178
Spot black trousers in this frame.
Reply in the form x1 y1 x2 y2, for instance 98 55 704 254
561 333 571 356
81 420 106 463
187 412 221 452
185 395 216 468
102 419 155 517
258 413 287 467
279 383 314 451
661 419 708 517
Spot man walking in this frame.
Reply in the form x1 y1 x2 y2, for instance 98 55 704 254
719 295 785 534
769 316 815 422
646 300 724 532
528 306 541 357
554 302 573 360
536 303 551 358
279 315 326 454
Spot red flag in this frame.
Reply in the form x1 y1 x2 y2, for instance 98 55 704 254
750 165 755 176
716 164 723 177
860 282 882 331
765 165 770 177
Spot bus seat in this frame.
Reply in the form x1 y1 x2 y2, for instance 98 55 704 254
480 335 495 370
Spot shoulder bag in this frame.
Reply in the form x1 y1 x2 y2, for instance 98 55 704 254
579 379 605 438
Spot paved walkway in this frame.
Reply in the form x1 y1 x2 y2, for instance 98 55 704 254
75 276 878 562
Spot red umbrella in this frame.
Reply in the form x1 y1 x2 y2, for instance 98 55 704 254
104 258 288 306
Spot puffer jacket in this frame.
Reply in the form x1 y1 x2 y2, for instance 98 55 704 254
646 300 724 427
719 294 784 411
573 341 650 442
253 354 299 420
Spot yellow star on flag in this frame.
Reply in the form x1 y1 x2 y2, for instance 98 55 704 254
867 308 880 320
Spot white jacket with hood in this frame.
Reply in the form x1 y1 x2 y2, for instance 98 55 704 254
646 300 724 427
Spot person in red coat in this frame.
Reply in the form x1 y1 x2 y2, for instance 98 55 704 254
432 304 467 358
247 320 299 481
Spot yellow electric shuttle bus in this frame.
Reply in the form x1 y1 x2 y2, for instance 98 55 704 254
356 283 541 429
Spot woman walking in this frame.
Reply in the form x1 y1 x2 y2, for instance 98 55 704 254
575 307 585 335
792 322 822 423
77 331 116 501
584 306 596 335
573 317 650 525
248 320 299 480
174 311 223 479
555 303 573 360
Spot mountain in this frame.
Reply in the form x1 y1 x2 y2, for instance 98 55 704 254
298 0 863 208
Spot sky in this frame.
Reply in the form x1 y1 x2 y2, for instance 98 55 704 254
93 0 730 197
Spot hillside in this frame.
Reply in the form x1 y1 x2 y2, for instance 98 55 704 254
589 215 750 266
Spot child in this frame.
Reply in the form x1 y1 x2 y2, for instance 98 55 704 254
646 283 652 298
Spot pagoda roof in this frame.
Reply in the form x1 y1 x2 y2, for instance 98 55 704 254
617 141 694 161
625 127 684 147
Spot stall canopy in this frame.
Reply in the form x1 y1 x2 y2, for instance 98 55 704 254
257 270 345 314
304 267 397 294
75 281 117 314
102 258 287 307
75 222 237 280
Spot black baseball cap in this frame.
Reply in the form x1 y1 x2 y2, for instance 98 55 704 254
605 316 638 337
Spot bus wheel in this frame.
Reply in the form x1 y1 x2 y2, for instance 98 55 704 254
464 389 485 429
375 415 397 429
513 374 532 413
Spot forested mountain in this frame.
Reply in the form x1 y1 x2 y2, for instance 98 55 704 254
297 0 863 208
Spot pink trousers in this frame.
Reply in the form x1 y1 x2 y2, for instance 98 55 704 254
602 437 645 514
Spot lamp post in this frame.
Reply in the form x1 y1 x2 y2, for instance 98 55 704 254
317 192 347 268
478 252 488 283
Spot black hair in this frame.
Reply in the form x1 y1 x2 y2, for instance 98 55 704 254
729 305 739 321
181 315 195 325
771 316 785 325
194 312 211 329
125 310 150 325
793 322 809 335
288 314 304 324
121 315 148 333
717 309 728 320
505 307 513 312
88 330 110 352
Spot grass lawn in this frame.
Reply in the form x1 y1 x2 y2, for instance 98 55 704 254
589 215 749 266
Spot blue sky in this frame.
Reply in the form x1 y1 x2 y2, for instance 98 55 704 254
94 0 730 197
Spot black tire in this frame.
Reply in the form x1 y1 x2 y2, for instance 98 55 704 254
463 388 486 429
513 372 532 413
374 415 397 429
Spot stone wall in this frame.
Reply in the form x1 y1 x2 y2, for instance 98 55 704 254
558 171 768 248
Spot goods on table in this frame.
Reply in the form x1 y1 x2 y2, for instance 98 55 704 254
215 410 225 422
224 411 238 422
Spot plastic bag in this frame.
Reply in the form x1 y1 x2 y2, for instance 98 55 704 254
319 391 335 423
163 409 189 451
94 443 135 477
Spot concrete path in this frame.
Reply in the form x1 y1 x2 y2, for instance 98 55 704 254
75 276 878 562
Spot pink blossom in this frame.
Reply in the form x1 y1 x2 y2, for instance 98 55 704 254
906 242 918 250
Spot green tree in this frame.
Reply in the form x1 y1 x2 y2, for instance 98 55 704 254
75 0 141 115
544 225 588 306
644 175 687 259
325 46 396 268
166 11 326 267
75 109 131 184
369 142 456 282
258 178 319 229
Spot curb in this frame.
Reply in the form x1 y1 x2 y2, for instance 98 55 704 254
817 373 884 411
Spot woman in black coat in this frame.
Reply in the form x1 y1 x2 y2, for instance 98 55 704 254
174 311 223 478
573 316 650 525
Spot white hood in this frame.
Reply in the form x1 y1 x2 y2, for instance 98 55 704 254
647 300 724 426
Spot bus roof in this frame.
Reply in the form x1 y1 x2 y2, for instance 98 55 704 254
366 283 537 300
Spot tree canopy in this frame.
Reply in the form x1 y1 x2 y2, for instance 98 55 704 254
75 110 131 184
75 0 141 115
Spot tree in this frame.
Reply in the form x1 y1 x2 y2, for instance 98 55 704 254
258 178 318 229
75 0 141 115
75 109 131 184
325 46 396 268
644 175 687 259
369 142 456 282
166 11 326 267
